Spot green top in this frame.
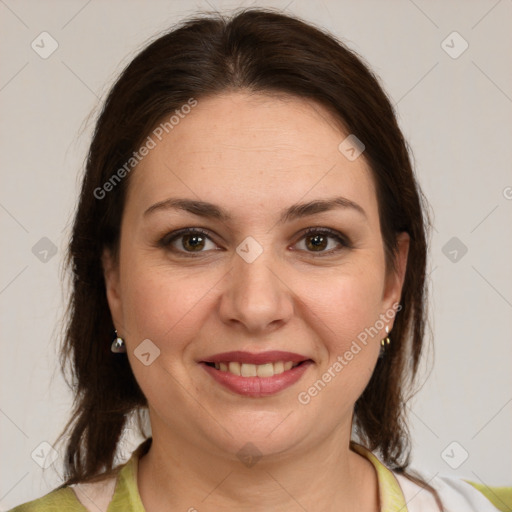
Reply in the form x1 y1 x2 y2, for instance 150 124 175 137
9 438 512 511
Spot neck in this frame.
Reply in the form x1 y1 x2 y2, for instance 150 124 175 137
137 427 379 511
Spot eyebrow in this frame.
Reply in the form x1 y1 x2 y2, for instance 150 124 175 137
143 196 367 223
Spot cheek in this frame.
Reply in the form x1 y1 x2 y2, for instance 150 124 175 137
299 264 385 347
119 260 218 349
119 263 215 401
292 263 385 401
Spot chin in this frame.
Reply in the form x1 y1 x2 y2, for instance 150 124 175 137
201 411 307 462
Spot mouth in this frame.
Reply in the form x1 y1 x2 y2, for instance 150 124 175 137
198 351 314 397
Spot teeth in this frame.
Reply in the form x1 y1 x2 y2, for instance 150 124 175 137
256 363 274 377
273 361 284 374
241 363 257 377
212 361 303 377
228 361 241 375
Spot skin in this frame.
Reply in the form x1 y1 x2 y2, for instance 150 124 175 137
102 91 409 511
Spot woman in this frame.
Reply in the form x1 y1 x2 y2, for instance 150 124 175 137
10 7 510 512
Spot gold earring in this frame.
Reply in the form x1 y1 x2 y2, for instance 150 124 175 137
379 326 391 358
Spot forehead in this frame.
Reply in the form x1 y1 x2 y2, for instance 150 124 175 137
126 92 378 223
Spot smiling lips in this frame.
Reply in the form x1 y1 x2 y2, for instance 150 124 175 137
200 350 313 397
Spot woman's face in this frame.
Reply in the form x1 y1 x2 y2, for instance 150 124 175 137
103 91 408 460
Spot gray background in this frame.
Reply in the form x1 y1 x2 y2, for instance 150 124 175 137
1 0 511 508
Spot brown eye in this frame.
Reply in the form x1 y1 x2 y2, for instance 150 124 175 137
295 228 350 256
181 233 207 252
305 233 329 251
159 228 219 256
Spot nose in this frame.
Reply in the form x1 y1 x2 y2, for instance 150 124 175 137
219 248 294 335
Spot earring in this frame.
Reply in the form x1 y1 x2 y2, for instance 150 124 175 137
379 326 391 359
111 330 127 353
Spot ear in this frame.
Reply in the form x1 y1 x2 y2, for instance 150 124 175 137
382 231 410 318
101 247 123 332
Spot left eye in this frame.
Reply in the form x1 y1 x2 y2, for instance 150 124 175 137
294 228 348 255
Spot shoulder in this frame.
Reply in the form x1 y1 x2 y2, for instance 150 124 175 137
394 472 512 512
465 480 512 512
9 438 152 512
8 473 118 512
7 486 87 511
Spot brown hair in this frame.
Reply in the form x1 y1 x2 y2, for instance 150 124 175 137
55 6 440 506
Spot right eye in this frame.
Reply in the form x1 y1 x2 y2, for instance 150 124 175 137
158 228 221 257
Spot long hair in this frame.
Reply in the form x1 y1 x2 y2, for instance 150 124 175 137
55 6 438 504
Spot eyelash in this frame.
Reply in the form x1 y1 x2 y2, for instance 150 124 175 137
157 227 351 258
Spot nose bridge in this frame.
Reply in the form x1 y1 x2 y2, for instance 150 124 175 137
220 238 293 332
